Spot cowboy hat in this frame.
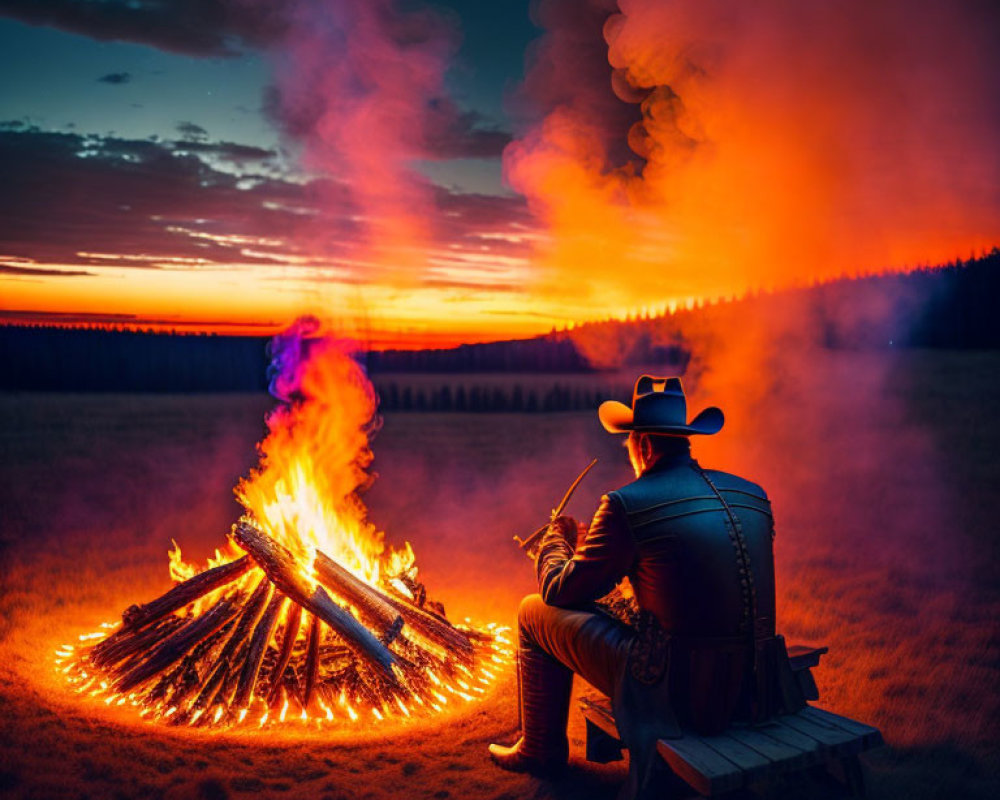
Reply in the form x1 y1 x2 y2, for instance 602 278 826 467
598 375 724 436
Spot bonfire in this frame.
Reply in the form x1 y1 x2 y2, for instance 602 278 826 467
55 322 511 728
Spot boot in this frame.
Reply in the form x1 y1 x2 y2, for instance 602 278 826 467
488 644 572 776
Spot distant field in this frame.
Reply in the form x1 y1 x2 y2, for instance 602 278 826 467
371 371 641 412
0 350 997 800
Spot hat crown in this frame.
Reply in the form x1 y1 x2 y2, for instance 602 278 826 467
632 375 688 428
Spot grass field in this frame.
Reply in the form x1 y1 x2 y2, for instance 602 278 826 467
1 349 997 799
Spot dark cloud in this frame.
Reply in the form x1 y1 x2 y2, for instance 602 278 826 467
423 103 511 160
0 127 535 286
0 127 325 268
0 0 285 58
172 139 275 164
431 184 535 255
176 121 208 141
0 263 94 277
97 72 131 85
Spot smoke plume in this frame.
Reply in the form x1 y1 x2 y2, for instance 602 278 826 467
505 0 1000 313
248 0 465 278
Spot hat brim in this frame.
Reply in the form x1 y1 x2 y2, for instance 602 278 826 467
598 401 724 436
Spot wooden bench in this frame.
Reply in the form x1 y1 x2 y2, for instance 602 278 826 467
579 645 883 798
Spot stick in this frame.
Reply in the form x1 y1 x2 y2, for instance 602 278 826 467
115 594 241 693
215 642 252 716
90 616 184 669
234 589 285 709
230 520 396 679
266 603 302 707
312 547 470 657
189 576 272 714
164 618 237 709
514 457 598 550
383 592 473 658
120 555 253 630
303 613 320 710
314 551 403 643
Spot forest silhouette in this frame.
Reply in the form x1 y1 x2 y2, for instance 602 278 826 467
2 250 997 406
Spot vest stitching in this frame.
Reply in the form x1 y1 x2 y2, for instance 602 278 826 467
623 488 770 517
630 502 774 530
691 465 758 639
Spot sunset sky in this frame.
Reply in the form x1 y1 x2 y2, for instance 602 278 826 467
1 1 998 346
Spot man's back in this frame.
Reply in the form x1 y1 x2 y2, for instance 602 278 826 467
611 453 776 640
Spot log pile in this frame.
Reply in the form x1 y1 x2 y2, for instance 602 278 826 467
59 516 510 728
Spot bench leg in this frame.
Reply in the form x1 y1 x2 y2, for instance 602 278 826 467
819 755 866 798
585 719 625 763
839 755 866 798
620 754 693 800
806 755 866 798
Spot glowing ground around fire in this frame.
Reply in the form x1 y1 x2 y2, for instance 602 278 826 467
55 616 511 730
1 350 998 799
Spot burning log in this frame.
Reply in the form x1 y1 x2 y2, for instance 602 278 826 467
91 616 184 669
312 546 471 657
91 555 252 670
121 555 252 630
189 577 273 716
155 621 235 709
230 519 397 679
303 613 320 709
267 604 303 707
314 551 403 643
64 525 505 727
384 592 474 659
234 590 285 709
116 594 242 693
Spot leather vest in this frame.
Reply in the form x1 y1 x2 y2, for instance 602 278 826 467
535 452 787 735
610 456 776 641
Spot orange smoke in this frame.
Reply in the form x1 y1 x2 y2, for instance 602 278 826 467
505 0 1000 313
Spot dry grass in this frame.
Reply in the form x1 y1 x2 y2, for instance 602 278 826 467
0 349 997 799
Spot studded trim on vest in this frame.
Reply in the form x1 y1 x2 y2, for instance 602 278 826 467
691 464 758 638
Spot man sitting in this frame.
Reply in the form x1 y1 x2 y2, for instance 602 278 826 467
490 376 797 797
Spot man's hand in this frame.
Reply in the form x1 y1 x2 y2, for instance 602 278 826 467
526 515 584 561
545 515 584 551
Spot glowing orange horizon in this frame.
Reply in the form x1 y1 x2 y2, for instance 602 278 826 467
2 239 994 350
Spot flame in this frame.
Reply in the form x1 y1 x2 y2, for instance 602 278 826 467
385 542 416 582
167 540 195 584
169 540 239 583
234 333 404 584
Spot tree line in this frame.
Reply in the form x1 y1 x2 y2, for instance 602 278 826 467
1 249 996 394
0 327 270 392
371 381 632 413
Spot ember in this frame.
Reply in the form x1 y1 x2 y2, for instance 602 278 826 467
57 323 511 728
